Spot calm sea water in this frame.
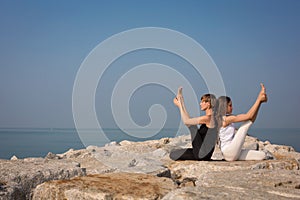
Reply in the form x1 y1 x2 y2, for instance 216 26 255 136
0 128 178 159
0 128 299 160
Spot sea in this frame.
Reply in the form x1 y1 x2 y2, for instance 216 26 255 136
0 128 299 160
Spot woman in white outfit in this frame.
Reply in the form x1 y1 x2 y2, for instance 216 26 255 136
215 83 269 161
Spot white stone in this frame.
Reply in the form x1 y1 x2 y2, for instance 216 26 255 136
10 155 18 160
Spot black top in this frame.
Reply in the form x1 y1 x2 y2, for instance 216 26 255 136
192 123 218 160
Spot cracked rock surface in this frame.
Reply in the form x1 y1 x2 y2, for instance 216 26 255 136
1 134 300 199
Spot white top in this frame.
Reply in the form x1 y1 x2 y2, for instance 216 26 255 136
219 122 235 151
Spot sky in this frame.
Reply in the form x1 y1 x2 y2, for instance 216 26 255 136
0 0 299 129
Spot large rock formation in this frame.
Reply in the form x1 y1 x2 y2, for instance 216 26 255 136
32 173 176 200
1 134 300 199
0 158 85 200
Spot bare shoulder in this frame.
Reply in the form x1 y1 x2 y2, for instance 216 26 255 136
198 115 211 125
204 114 212 121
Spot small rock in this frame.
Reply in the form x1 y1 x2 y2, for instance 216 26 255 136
119 140 132 146
163 138 170 144
45 152 59 159
128 159 138 167
180 177 197 187
10 155 18 160
103 149 112 157
105 141 119 146
244 143 259 150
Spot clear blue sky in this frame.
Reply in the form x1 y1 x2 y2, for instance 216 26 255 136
0 0 299 129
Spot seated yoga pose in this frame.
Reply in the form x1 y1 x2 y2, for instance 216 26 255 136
170 87 218 161
215 83 270 161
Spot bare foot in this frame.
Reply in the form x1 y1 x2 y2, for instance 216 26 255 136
174 87 183 107
177 87 183 98
259 83 268 103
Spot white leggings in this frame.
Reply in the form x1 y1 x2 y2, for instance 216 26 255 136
222 120 266 161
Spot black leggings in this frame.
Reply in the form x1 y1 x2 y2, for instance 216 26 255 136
170 125 217 161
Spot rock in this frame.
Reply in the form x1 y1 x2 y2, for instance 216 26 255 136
104 141 119 146
58 148 91 159
244 142 259 150
264 140 271 145
152 148 168 158
165 161 300 199
89 144 171 176
1 134 300 199
10 155 18 160
119 140 132 146
251 160 300 170
32 173 176 200
264 143 295 153
45 152 60 159
211 146 224 160
0 159 86 200
243 135 259 150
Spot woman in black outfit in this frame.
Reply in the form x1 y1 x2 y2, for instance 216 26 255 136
170 87 218 161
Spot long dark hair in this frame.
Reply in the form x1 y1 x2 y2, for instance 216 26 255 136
215 96 231 130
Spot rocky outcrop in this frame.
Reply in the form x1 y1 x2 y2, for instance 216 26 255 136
0 158 86 200
1 134 300 199
32 173 176 200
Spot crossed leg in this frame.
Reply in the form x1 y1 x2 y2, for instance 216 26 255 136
170 125 217 161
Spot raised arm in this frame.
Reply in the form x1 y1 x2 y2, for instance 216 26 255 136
174 87 210 126
224 83 267 126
